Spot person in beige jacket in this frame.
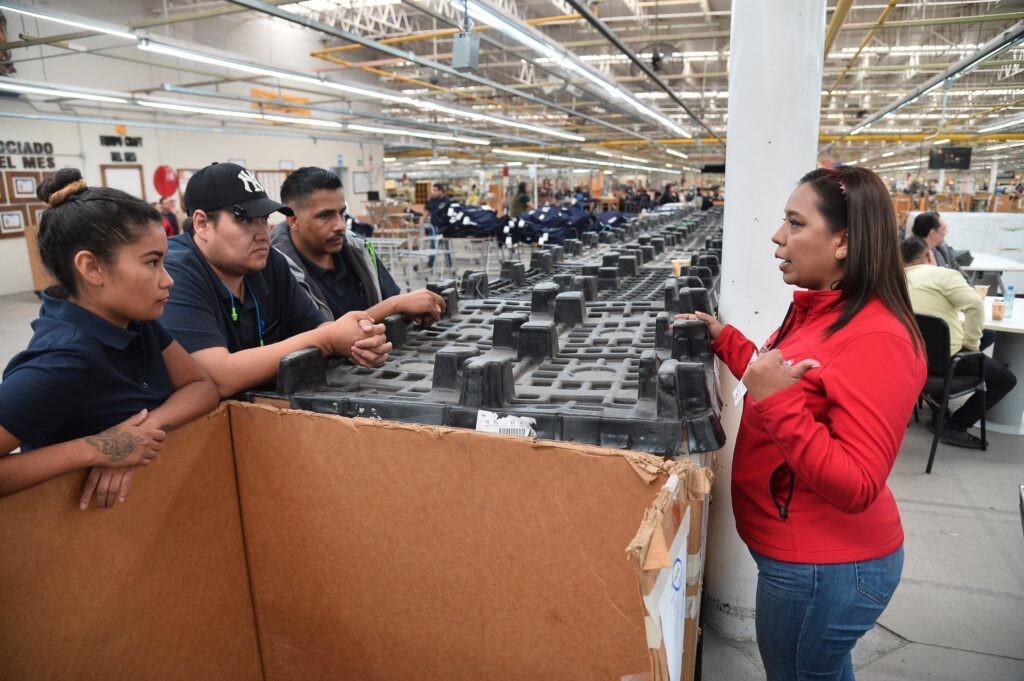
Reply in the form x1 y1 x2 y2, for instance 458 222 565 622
902 236 1016 449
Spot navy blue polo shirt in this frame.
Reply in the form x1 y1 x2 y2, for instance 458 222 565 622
0 293 173 449
295 246 401 320
161 233 325 353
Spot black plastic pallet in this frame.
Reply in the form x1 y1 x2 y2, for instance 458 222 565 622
256 289 725 454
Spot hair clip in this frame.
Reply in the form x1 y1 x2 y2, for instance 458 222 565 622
828 167 847 196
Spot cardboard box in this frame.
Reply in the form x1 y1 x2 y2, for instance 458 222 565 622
0 402 711 681
24 222 57 293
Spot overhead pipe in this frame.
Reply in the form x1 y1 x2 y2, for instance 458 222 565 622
823 0 855 58
310 13 584 57
226 0 658 143
826 0 898 96
0 0 297 51
837 19 1024 142
556 0 725 148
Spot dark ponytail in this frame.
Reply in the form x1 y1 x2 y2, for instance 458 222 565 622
36 168 161 296
798 165 922 352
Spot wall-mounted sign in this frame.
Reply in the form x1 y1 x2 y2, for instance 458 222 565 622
0 140 56 170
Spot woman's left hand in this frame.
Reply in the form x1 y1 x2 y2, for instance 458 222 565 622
742 349 819 401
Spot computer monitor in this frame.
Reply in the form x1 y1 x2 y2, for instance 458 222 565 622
366 190 381 201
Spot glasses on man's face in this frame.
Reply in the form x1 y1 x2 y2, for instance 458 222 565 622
769 463 795 521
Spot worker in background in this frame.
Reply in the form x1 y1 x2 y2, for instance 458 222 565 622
467 184 480 206
911 212 967 277
426 182 448 225
902 236 1016 449
658 183 680 205
510 181 532 218
272 166 444 325
157 195 180 236
160 162 392 398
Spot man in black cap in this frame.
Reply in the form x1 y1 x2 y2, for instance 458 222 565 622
161 162 391 397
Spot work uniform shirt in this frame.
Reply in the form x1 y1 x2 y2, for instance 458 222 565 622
0 293 173 448
295 248 401 319
161 233 324 353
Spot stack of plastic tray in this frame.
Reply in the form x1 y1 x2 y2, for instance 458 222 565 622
248 210 727 456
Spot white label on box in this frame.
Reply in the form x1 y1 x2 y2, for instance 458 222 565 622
475 410 537 438
641 506 691 681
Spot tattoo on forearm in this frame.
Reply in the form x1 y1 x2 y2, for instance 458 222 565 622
85 427 143 462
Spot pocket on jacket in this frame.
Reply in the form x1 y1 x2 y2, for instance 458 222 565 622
855 547 904 605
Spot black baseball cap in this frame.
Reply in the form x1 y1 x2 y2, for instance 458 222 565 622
184 162 293 218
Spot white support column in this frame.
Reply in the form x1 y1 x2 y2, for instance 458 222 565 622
989 160 999 197
704 0 827 640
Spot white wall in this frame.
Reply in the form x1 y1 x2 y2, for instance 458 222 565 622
0 115 383 294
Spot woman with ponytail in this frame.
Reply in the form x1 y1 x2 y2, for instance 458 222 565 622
0 168 219 507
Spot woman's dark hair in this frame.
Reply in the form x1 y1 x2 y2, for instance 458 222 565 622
517 181 528 194
900 236 929 264
798 165 922 350
911 211 941 238
36 168 160 296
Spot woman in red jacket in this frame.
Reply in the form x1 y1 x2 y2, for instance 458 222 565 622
682 165 925 680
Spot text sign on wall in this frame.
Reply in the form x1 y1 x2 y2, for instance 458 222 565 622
0 140 56 170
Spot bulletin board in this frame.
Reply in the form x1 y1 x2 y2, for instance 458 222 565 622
351 171 371 194
101 164 146 201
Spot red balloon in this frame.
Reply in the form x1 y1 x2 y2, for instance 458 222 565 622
153 165 179 198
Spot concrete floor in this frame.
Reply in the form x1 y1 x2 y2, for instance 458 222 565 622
702 397 1024 679
2 287 1022 680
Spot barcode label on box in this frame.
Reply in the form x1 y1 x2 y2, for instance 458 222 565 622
476 410 537 439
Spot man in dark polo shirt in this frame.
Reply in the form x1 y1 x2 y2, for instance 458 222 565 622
270 167 444 324
161 162 392 397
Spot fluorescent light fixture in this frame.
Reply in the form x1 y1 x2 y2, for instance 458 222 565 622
0 1 136 40
347 123 490 146
504 161 523 166
621 154 646 163
0 79 127 104
141 39 579 140
592 149 615 158
882 151 895 157
846 160 859 166
933 138 951 145
383 157 397 162
421 159 452 165
493 148 545 159
987 143 1008 151
979 116 1024 134
137 99 263 120
665 149 689 159
445 0 688 139
263 114 343 128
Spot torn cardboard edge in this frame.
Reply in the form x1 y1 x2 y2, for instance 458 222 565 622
626 461 713 681
245 398 694 484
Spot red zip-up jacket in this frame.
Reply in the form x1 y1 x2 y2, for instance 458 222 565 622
713 290 926 564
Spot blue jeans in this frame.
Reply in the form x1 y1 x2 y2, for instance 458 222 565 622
751 547 904 681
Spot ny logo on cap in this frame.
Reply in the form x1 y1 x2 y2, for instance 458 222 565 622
238 169 265 193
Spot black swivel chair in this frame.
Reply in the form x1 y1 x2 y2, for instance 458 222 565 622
914 314 988 474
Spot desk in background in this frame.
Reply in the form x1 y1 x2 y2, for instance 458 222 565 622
983 297 1024 435
964 252 1024 296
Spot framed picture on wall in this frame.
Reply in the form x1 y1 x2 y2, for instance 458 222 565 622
0 173 6 204
5 171 41 204
100 164 146 201
0 205 27 236
32 205 47 226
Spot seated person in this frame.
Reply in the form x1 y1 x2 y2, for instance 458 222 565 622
160 162 391 398
902 236 1016 448
271 167 444 325
911 212 966 276
0 168 220 507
